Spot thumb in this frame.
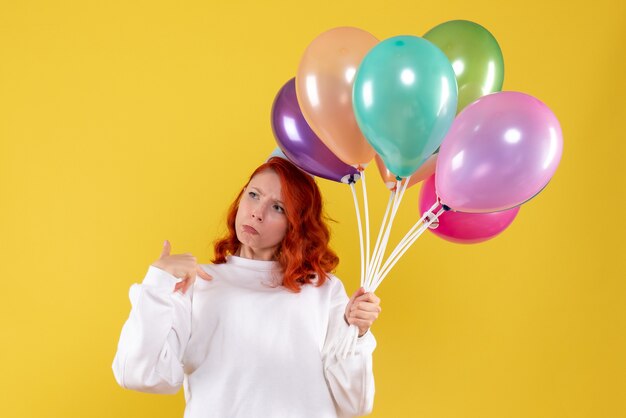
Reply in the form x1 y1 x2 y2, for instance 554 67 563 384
349 287 366 303
160 239 171 259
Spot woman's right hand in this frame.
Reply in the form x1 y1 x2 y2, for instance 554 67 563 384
151 240 213 293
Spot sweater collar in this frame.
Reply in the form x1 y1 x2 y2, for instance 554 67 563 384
226 255 280 271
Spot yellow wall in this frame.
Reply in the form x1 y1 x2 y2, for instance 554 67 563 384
1 0 624 417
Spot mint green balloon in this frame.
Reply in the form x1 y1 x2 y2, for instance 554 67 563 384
353 36 458 178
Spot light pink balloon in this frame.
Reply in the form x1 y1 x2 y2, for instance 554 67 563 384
419 175 519 244
436 91 563 213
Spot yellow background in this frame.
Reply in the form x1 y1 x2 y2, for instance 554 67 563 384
1 0 624 417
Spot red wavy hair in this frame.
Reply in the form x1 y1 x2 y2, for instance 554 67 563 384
212 157 339 292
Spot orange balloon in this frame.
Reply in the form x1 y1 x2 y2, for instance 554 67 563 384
296 27 378 167
375 153 438 190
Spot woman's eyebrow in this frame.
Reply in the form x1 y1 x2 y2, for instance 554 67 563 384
250 186 284 205
250 186 264 195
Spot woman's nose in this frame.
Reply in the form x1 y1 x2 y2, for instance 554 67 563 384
252 207 264 222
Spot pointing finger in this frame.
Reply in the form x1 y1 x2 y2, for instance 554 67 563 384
196 265 213 281
160 240 171 259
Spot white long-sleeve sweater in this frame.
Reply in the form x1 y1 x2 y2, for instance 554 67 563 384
112 255 376 418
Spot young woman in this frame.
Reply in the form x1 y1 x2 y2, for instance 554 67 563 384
112 157 382 417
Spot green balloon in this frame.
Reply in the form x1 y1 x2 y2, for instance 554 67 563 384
353 36 458 178
424 20 504 113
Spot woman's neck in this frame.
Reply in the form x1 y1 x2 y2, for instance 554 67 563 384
235 245 276 261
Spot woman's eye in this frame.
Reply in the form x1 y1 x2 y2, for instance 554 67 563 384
273 204 285 214
248 191 258 199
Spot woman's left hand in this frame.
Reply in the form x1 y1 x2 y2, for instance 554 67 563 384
344 287 382 337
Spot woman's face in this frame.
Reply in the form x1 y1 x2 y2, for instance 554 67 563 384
235 169 289 260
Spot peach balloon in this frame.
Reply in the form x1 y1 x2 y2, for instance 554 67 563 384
296 27 378 167
374 153 438 190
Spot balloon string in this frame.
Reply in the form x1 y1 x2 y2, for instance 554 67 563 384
341 175 413 359
364 191 395 290
340 179 404 358
371 212 439 292
349 182 365 288
371 206 444 291
385 200 440 268
372 204 441 291
360 169 371 286
365 189 396 291
333 178 369 360
367 180 402 290
337 183 392 359
374 210 442 290
340 177 411 358
369 177 411 287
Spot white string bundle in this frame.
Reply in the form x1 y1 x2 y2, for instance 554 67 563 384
324 171 445 359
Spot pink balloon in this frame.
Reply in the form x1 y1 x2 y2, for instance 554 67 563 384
420 175 519 244
436 91 563 213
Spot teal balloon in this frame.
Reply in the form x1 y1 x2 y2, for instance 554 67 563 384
353 36 458 177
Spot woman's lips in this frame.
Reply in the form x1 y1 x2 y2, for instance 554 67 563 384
242 224 259 235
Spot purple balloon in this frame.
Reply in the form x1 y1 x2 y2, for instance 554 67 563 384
436 91 563 213
271 78 359 183
419 174 519 244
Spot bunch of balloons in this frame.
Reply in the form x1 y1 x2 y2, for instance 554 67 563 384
272 21 562 245
270 21 563 357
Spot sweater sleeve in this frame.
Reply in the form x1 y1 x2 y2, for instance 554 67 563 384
112 265 193 394
322 277 376 417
